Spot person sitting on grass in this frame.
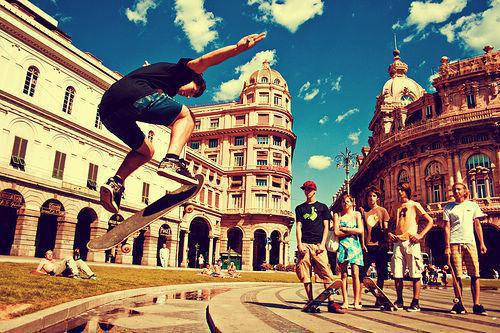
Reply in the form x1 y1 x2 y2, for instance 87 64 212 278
34 250 97 280
227 262 241 278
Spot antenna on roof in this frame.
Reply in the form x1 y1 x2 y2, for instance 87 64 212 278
394 33 398 50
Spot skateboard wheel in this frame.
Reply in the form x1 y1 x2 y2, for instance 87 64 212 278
452 298 459 304
121 243 132 254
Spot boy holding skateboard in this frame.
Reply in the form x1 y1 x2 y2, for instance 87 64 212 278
98 33 266 213
295 181 344 313
443 183 488 315
388 182 433 312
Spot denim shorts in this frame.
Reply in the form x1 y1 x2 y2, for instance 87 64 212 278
100 92 183 150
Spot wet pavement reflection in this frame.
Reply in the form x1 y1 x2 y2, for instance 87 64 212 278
40 288 230 333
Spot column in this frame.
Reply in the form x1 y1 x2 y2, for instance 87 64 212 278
471 177 477 199
141 232 158 266
414 162 422 199
214 237 220 262
485 176 491 198
453 153 463 183
265 244 270 264
284 242 290 265
242 238 253 271
10 208 40 257
181 230 189 267
278 241 283 265
169 239 178 267
86 220 107 263
53 215 77 259
208 235 214 265
447 153 455 186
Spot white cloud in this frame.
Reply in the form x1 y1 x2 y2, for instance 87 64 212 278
299 81 311 95
213 50 277 101
125 0 159 25
307 155 332 170
248 0 324 33
174 0 221 52
303 88 320 101
400 0 468 32
428 72 440 92
335 108 359 123
348 129 362 145
438 0 500 51
319 115 329 125
331 75 342 91
298 74 342 101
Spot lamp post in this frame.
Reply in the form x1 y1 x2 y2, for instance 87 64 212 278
335 147 358 195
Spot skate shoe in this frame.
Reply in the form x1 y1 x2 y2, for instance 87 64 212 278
100 176 124 213
157 157 197 185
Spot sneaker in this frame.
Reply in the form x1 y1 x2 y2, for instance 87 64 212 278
473 304 488 316
328 301 345 314
157 157 197 185
407 300 420 312
394 299 404 310
353 304 363 310
100 177 124 213
450 303 466 314
89 274 97 280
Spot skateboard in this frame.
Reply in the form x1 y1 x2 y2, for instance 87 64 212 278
363 277 397 311
447 254 466 311
87 174 204 251
302 279 342 313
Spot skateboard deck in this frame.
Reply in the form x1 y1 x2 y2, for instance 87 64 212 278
363 277 397 311
302 279 342 313
447 254 466 311
87 174 204 251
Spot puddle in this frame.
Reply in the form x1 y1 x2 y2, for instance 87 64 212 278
39 287 231 333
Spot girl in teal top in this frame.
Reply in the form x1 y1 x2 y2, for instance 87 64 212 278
333 193 364 309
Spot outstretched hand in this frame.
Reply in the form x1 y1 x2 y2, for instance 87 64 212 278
236 32 267 51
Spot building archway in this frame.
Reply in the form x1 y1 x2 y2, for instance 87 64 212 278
227 227 243 255
425 227 445 267
253 229 267 270
35 199 65 258
188 218 210 268
132 229 146 265
269 230 281 265
74 208 97 260
157 224 172 266
0 189 24 255
480 224 499 277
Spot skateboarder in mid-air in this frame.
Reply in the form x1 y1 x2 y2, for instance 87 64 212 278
98 33 266 213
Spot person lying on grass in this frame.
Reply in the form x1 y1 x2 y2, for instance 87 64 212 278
33 250 97 280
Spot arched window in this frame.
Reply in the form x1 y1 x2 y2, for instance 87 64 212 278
466 154 494 199
397 169 409 183
401 95 413 103
273 78 280 85
23 66 39 97
62 86 76 114
261 77 268 83
147 130 154 143
425 161 444 203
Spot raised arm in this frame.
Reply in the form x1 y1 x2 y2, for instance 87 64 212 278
187 33 266 74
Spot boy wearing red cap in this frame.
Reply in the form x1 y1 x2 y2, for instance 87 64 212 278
295 181 344 313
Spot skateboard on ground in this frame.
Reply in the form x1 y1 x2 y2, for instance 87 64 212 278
447 254 466 312
87 175 204 252
363 277 397 311
302 279 342 313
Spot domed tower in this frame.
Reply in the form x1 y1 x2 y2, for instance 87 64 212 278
369 49 426 144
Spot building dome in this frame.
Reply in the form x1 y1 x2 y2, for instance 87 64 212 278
246 60 288 89
380 49 425 105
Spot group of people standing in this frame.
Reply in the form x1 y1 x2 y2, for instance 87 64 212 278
295 180 488 315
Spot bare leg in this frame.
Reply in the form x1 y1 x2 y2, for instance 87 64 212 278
116 139 154 181
166 105 194 156
471 277 480 305
412 278 421 300
352 264 361 306
304 283 313 301
395 278 403 301
339 262 349 306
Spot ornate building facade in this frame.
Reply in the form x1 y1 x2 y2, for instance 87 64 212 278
0 0 295 271
343 46 499 272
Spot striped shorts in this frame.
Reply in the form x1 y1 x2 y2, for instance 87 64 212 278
450 243 480 278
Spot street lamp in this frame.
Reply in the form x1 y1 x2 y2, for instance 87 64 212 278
335 147 358 195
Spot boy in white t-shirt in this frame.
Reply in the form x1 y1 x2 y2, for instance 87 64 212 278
443 183 488 315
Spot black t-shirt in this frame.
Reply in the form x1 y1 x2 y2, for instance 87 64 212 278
100 58 199 106
295 201 330 244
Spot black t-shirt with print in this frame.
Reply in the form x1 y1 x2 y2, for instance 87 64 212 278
295 201 331 244
100 58 199 107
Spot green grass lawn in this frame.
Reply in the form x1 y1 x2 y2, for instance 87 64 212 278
0 263 298 319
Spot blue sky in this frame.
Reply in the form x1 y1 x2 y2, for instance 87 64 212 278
31 0 499 209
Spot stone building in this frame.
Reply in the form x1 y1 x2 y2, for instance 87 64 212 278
339 46 499 272
0 0 295 270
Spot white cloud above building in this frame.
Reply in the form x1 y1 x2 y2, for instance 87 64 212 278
348 129 362 145
213 50 277 101
397 0 467 32
319 115 329 125
125 0 159 25
174 0 221 52
248 0 324 33
335 107 359 123
298 74 342 101
307 155 332 170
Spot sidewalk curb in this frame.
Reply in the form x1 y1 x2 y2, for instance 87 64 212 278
0 282 296 333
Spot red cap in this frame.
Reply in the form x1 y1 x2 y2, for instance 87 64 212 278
300 181 317 191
